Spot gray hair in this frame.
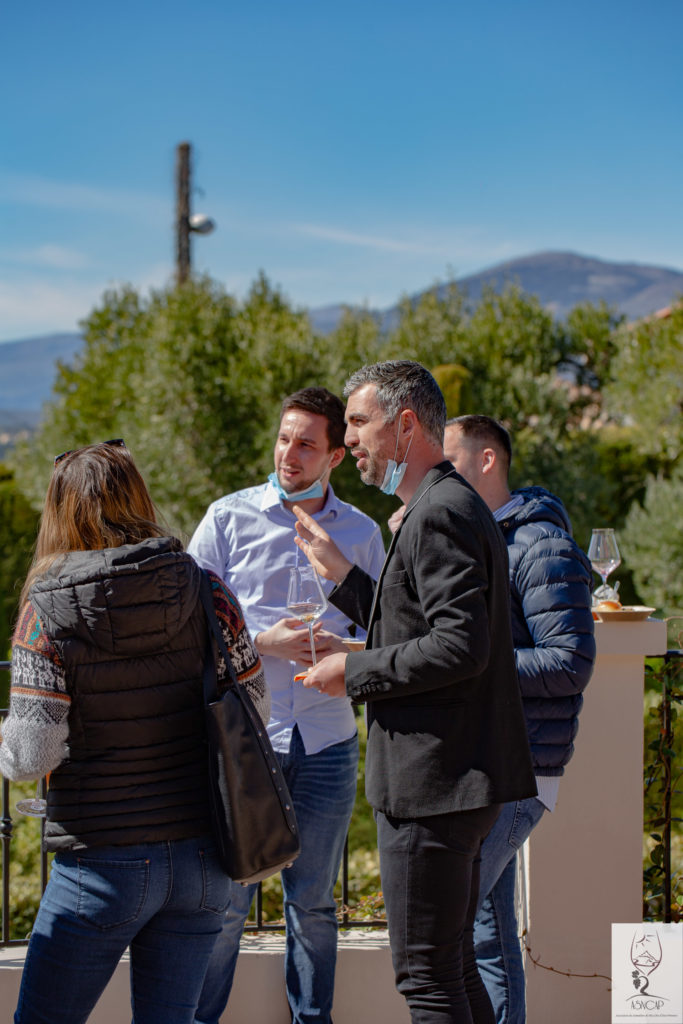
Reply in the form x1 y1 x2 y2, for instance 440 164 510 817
343 360 446 445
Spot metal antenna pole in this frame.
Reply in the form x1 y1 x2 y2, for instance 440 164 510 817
176 141 191 285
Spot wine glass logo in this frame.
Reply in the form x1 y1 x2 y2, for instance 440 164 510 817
630 930 662 999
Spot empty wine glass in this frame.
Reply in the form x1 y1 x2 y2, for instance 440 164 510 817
287 565 328 665
587 528 621 601
16 779 47 818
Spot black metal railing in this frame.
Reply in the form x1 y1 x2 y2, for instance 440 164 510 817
243 830 371 933
643 648 683 923
1 656 385 945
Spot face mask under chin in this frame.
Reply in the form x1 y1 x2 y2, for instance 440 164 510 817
379 458 407 495
268 471 325 502
379 422 413 496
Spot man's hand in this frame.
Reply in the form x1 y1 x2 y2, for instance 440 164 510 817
300 652 348 698
256 617 325 665
292 505 353 584
315 630 354 656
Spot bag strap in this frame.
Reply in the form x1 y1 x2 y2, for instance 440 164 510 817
199 570 238 705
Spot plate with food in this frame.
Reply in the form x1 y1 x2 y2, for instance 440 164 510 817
593 602 656 622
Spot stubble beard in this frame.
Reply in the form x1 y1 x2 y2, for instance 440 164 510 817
277 467 318 495
357 453 384 488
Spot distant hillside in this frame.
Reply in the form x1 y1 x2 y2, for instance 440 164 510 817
309 250 683 333
449 251 683 319
0 333 83 414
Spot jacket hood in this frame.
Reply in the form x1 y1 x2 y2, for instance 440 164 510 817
29 537 202 657
505 486 572 535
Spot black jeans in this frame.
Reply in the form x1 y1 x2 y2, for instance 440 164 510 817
377 803 502 1024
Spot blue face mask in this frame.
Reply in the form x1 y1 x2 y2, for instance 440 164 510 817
379 423 413 495
268 472 324 502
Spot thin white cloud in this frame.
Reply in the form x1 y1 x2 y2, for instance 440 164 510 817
0 172 168 222
292 222 452 256
1 244 90 270
289 221 529 274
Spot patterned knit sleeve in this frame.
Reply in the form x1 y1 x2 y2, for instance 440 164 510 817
207 571 271 726
0 603 71 782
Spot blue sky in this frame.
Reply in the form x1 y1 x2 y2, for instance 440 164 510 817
1 0 682 342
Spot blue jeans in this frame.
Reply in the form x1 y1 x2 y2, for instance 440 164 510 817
378 803 502 1024
196 726 359 1024
14 836 232 1024
473 797 546 1024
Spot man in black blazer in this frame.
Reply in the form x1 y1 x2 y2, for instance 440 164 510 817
294 361 536 1024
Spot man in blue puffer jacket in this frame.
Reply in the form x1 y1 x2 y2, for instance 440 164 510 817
444 415 596 1024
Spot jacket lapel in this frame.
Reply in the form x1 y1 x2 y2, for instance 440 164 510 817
365 463 458 641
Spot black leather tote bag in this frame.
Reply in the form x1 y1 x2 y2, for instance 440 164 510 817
199 572 300 884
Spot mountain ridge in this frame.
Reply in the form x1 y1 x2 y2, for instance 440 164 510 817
308 250 683 333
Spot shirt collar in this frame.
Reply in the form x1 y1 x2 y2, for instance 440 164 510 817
493 494 524 522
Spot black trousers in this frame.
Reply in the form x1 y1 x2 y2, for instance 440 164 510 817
377 803 502 1024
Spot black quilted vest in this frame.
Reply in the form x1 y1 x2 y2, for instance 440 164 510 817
29 538 212 851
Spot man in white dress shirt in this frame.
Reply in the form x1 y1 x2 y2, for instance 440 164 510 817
189 387 385 1024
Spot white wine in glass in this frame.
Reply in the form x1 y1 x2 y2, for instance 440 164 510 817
587 528 621 599
287 565 328 665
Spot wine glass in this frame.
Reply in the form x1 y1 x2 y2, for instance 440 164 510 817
16 779 47 818
630 929 662 977
287 565 328 666
587 528 621 601
630 929 662 996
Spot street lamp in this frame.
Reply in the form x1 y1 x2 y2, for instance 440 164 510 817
175 142 216 285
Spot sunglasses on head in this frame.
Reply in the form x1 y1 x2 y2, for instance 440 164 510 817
54 438 126 466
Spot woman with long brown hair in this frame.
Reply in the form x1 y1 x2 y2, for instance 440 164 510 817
0 440 269 1024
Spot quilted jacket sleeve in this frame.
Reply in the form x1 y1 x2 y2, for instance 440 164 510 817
511 526 596 700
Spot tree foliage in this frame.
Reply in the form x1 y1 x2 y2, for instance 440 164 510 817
378 285 643 553
601 305 683 612
606 304 683 462
0 465 39 672
561 300 625 394
8 273 680 610
381 283 467 369
621 466 683 618
13 276 326 537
